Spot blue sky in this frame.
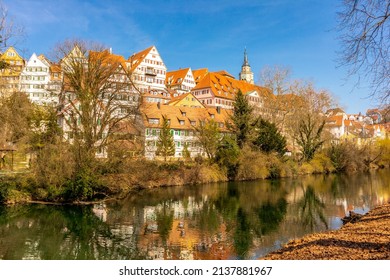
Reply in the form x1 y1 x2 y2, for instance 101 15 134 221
3 0 379 114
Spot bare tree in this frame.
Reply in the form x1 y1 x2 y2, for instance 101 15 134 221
337 0 390 104
56 40 142 170
259 65 291 95
195 119 220 159
0 2 25 51
259 65 299 132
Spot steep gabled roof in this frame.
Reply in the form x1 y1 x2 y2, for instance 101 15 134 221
127 46 154 72
166 68 190 86
166 92 205 108
325 115 344 127
192 68 209 84
192 71 270 100
60 45 86 66
214 70 235 79
89 50 126 65
38 54 52 67
0 46 24 61
141 102 230 131
326 107 346 116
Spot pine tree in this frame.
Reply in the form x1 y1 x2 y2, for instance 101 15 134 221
156 116 175 161
229 90 253 148
253 118 287 156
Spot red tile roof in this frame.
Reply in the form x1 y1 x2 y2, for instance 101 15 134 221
192 68 209 84
192 71 270 101
141 103 230 131
166 68 190 86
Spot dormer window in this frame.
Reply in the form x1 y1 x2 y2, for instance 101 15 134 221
148 118 160 124
179 120 185 125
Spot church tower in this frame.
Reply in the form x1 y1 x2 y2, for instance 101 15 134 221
239 48 254 84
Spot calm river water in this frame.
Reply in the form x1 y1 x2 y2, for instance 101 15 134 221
0 170 389 260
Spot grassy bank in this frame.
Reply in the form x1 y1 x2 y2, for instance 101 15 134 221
1 143 389 205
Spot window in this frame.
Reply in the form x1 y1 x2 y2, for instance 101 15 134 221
148 118 159 124
179 120 185 125
147 141 155 146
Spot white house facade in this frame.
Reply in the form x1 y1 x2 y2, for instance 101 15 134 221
19 53 59 106
128 46 167 95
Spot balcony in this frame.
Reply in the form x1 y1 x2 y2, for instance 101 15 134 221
145 67 157 76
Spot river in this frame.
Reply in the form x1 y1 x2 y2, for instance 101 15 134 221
0 170 389 260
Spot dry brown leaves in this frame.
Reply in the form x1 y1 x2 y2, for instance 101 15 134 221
263 204 390 260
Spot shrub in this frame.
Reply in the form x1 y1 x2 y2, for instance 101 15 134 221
62 169 106 201
299 162 315 175
236 147 269 180
310 153 335 174
326 142 371 172
0 176 31 204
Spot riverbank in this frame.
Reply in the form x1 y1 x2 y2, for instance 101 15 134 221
1 154 389 204
263 203 390 260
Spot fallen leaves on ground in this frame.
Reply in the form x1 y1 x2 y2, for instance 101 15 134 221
262 204 390 260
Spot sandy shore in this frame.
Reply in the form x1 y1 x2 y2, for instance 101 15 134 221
263 203 390 260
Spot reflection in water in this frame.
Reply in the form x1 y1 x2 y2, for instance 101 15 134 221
297 186 328 231
0 170 389 260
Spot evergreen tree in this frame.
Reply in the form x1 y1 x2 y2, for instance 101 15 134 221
252 118 287 156
229 90 253 148
215 135 240 179
156 116 175 161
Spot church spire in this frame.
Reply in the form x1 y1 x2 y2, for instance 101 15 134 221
239 47 254 84
243 47 249 67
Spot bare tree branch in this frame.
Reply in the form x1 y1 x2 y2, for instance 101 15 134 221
337 0 390 104
0 2 25 51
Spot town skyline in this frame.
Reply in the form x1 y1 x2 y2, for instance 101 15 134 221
3 0 384 115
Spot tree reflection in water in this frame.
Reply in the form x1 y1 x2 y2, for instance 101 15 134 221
1 170 389 260
0 205 146 260
298 185 328 232
214 182 287 259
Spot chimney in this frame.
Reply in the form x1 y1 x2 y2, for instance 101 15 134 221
109 47 112 54
216 106 221 114
157 102 161 109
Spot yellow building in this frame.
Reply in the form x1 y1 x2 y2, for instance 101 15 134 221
142 102 230 159
0 46 25 96
166 92 205 108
